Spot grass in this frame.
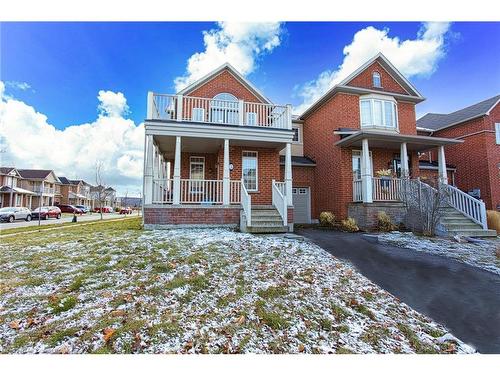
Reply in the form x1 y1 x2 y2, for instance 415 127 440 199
49 295 78 314
397 323 438 354
255 300 289 330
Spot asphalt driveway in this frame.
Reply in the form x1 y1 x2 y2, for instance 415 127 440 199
297 228 500 353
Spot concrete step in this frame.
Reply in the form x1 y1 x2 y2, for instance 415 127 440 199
446 228 498 238
443 223 483 230
246 225 288 234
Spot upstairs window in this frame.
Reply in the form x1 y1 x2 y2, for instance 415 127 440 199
211 93 239 124
292 127 300 142
360 96 398 129
496 123 500 145
372 72 381 87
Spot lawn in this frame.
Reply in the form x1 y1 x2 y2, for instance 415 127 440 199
0 218 473 354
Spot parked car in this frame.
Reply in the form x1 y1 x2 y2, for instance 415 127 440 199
31 206 62 220
95 206 113 213
119 207 133 214
74 205 90 213
0 207 32 223
56 204 83 214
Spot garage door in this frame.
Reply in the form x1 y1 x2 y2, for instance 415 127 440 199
292 187 311 224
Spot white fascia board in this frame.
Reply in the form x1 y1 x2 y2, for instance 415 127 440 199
145 121 294 144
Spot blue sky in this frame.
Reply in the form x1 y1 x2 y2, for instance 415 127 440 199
2 22 499 128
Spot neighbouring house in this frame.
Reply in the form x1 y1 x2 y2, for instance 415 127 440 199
17 169 61 209
0 167 36 208
417 95 500 210
57 177 94 207
142 54 495 236
119 196 142 208
90 185 117 208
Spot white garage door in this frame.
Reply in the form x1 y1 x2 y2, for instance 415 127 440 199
292 187 311 224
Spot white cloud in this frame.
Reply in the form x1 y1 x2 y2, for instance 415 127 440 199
0 83 144 196
5 81 32 91
174 22 283 91
294 22 452 114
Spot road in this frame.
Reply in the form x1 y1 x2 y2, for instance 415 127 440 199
297 228 500 354
0 212 141 230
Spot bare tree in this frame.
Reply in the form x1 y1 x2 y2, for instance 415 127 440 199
94 161 113 220
401 177 450 236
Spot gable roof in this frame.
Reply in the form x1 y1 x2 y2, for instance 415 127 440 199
177 63 272 104
0 167 20 177
58 176 73 185
417 94 500 131
18 169 53 180
299 53 425 119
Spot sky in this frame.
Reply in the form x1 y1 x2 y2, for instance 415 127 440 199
1 22 499 195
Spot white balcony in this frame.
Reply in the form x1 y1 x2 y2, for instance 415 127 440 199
148 93 291 130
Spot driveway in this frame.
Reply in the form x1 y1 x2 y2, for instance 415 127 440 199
0 213 139 230
297 228 500 354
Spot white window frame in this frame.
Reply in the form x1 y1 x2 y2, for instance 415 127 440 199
246 112 257 126
292 126 301 143
496 123 500 145
359 94 398 131
192 107 205 122
211 93 239 124
352 150 373 180
372 71 381 88
242 151 258 192
189 156 205 194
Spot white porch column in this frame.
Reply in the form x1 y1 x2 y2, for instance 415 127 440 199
143 135 154 205
400 142 409 178
285 142 293 206
222 139 230 205
29 195 32 210
437 145 448 184
173 136 182 204
361 138 373 203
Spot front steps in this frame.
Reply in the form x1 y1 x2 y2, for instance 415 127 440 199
241 205 288 234
439 207 497 237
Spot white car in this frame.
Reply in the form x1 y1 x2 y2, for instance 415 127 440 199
0 207 32 223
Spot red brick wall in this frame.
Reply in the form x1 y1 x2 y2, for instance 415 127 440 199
144 206 240 225
345 61 409 95
187 70 264 103
429 104 500 209
179 152 218 180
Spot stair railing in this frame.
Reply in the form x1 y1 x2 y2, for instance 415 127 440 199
241 179 252 227
441 183 487 229
272 179 287 227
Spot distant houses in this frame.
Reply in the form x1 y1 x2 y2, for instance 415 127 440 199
0 166 122 209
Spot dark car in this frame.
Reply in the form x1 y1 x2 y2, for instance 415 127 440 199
31 206 62 220
56 204 83 214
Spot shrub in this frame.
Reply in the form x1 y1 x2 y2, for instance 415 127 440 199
319 211 335 227
377 211 397 232
486 210 500 234
341 217 359 232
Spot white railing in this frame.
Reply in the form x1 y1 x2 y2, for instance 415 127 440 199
152 178 173 204
353 179 362 202
442 183 487 229
241 179 252 226
180 179 223 204
149 93 290 129
272 180 287 227
372 177 403 201
230 180 241 204
274 181 286 196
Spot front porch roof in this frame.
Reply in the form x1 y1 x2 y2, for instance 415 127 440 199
0 186 37 195
334 130 463 151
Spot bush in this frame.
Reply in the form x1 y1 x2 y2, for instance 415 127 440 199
319 211 335 227
341 217 359 232
486 210 500 234
377 211 397 232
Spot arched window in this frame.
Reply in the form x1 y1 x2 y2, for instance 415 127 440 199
372 72 381 88
211 93 239 124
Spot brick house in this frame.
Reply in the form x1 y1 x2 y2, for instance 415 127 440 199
417 95 500 210
16 169 61 209
0 167 36 208
143 54 494 235
57 177 93 207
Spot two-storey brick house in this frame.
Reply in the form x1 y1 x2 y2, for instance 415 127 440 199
0 167 36 208
143 54 494 236
418 95 500 211
57 177 93 207
17 169 61 208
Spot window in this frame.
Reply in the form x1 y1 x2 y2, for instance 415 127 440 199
211 93 239 124
496 123 500 145
292 127 300 143
242 151 258 191
352 150 373 180
247 112 257 126
372 72 381 87
359 97 398 129
189 157 205 193
192 108 205 122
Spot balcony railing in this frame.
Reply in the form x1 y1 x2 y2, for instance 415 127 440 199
148 93 291 130
353 177 403 202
